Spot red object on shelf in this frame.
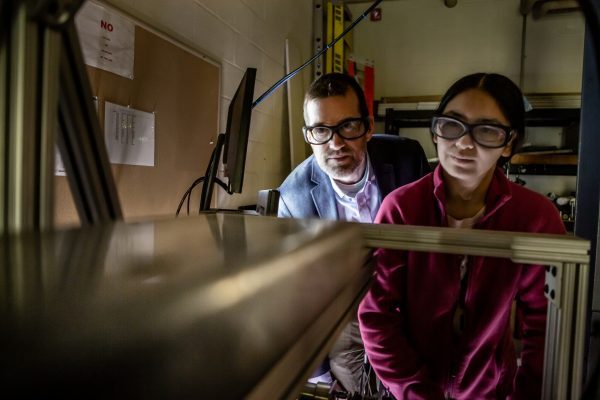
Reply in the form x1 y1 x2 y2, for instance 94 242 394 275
347 59 356 77
364 64 374 117
346 59 374 118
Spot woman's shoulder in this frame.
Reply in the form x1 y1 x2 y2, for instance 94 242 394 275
508 180 555 209
506 181 565 233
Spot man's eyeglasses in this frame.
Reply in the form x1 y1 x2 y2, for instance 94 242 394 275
303 117 368 145
431 115 514 149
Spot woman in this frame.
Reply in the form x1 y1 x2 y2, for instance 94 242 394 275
358 73 565 400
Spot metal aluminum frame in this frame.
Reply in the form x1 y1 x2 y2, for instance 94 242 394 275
0 1 61 232
361 222 590 400
312 0 324 80
0 0 122 233
56 20 122 224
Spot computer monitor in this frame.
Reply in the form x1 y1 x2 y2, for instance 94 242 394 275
223 67 256 194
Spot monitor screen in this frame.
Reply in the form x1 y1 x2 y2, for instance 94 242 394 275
223 67 256 194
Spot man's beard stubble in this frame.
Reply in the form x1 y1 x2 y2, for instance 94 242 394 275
319 150 365 183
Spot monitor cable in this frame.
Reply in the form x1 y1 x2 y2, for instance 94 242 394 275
176 133 229 216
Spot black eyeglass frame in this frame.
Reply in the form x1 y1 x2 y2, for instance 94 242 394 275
303 117 369 145
430 114 514 149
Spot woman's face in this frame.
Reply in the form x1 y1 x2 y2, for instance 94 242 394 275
435 88 514 185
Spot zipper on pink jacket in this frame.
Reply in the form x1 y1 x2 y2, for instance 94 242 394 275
447 254 471 400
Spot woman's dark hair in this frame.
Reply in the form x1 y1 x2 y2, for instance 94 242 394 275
435 73 525 165
304 73 370 129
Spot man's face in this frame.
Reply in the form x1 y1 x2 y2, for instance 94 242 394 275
304 90 373 184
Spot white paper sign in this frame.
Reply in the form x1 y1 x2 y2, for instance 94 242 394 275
55 147 66 176
75 1 135 79
104 101 155 166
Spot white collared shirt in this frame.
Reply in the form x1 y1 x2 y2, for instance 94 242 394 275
329 155 381 223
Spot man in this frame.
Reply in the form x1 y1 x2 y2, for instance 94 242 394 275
277 73 430 394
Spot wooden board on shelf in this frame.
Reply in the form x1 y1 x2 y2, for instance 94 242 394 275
511 152 578 165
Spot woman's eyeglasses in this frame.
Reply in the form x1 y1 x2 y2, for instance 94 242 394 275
303 117 368 145
431 115 514 149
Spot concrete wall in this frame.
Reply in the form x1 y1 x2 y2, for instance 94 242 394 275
347 0 585 97
102 0 313 209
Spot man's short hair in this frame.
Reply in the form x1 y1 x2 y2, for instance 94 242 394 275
303 73 370 124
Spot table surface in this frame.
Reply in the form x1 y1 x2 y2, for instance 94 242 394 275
0 213 370 399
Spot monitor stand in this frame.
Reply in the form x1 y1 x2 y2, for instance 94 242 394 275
200 133 226 211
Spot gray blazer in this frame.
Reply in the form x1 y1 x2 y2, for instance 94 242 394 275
277 134 430 219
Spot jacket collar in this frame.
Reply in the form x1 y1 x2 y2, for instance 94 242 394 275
310 157 338 219
432 165 512 226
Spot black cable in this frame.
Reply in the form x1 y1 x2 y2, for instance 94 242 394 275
214 177 230 192
176 178 199 217
177 140 233 216
176 176 204 217
251 0 384 109
189 178 229 215
187 185 192 215
192 178 229 214
188 175 216 215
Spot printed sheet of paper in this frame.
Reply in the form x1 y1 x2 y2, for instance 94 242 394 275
55 148 66 176
75 1 135 79
104 101 155 166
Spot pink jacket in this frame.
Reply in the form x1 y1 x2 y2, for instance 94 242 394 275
358 166 566 400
